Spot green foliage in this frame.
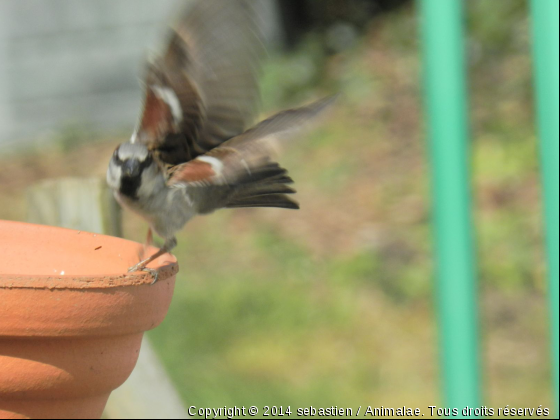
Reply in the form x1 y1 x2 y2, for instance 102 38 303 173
260 36 328 110
467 0 529 56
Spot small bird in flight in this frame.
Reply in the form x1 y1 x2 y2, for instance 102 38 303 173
106 0 334 282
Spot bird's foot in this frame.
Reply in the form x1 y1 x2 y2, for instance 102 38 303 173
128 262 159 284
127 236 176 285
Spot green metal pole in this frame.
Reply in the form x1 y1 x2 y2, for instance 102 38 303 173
530 0 560 416
418 0 481 417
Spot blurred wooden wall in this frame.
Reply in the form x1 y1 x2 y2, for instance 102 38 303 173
0 0 281 153
0 0 178 151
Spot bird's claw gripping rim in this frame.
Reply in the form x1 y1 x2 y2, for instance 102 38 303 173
128 264 159 284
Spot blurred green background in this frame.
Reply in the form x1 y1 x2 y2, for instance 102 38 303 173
0 0 553 417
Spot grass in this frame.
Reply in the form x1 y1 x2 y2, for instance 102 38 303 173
0 1 553 417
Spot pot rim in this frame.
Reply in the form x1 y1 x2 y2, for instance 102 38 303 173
0 220 179 289
0 264 178 289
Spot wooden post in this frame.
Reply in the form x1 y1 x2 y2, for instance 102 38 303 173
27 176 188 419
26 177 122 236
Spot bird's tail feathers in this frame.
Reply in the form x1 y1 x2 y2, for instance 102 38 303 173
225 163 299 210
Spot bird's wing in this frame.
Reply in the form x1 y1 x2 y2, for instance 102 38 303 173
166 97 336 188
132 0 265 165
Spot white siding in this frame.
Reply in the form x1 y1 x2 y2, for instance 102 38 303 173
0 0 281 153
0 0 183 152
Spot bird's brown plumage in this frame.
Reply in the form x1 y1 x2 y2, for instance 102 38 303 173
129 0 335 214
134 0 265 165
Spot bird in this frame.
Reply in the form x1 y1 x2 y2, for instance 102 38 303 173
106 0 335 282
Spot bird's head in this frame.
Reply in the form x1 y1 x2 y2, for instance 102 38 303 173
106 143 162 199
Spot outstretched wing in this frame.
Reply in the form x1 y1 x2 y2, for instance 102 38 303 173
133 0 265 165
167 97 337 188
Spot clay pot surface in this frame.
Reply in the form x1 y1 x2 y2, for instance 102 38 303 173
0 221 178 419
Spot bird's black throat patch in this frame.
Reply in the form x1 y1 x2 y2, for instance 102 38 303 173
115 153 154 200
119 174 142 200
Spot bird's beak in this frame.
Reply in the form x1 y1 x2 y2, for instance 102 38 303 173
122 159 141 177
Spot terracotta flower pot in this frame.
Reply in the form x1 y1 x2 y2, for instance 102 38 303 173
0 221 178 419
